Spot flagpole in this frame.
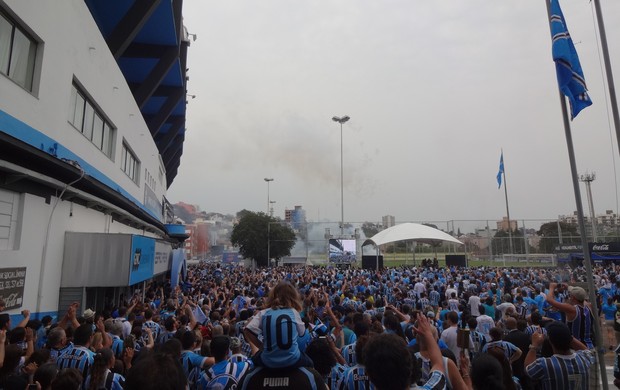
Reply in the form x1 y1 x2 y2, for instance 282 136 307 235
557 88 608 390
592 0 620 158
545 2 608 388
501 149 515 261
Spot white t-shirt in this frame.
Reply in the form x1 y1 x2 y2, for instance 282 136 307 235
476 315 495 341
468 295 481 316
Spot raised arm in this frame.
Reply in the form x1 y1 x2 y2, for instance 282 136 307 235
16 310 30 329
545 283 576 318
524 329 544 368
414 313 444 374
96 317 112 348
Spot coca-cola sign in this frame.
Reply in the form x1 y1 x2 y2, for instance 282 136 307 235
0 267 26 310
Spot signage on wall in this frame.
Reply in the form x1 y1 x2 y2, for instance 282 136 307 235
0 267 26 310
129 236 155 285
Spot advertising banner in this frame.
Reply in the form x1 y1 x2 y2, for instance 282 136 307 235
129 235 155 285
0 267 26 310
154 241 172 275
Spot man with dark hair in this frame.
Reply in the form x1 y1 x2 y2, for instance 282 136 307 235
56 324 95 382
51 367 83 390
341 320 369 367
180 329 213 388
198 336 249 389
157 316 178 344
525 321 593 389
365 313 446 390
481 327 522 364
338 314 357 348
125 352 187 390
525 311 548 337
0 313 11 331
142 309 161 341
440 311 464 359
339 335 374 389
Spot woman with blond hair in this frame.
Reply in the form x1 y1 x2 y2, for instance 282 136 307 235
244 281 313 369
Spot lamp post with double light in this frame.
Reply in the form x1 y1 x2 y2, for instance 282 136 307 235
263 178 273 215
332 115 350 236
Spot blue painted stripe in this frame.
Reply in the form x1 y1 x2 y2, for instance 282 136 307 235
0 109 162 222
5 310 59 326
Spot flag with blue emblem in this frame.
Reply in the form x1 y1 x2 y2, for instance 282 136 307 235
497 152 504 189
549 0 592 119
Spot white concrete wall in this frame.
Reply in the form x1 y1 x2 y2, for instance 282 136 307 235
0 0 167 208
0 0 172 316
0 189 161 316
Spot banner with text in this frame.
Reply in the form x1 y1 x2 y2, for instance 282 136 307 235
0 267 26 310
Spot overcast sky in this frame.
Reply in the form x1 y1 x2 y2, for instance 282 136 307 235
167 0 620 230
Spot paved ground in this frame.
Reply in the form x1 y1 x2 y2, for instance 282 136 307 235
599 350 616 388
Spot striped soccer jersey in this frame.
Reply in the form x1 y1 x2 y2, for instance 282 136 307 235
339 364 375 390
56 345 95 382
341 342 357 367
526 350 594 390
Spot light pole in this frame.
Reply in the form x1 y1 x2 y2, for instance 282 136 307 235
580 172 598 242
264 178 273 215
332 115 350 236
269 200 276 217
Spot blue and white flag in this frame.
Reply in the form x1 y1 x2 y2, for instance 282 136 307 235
192 305 208 324
549 0 592 119
497 152 504 189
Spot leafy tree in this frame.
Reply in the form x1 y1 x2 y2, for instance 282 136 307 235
236 209 253 220
230 211 296 267
536 221 580 253
491 229 528 255
361 222 381 238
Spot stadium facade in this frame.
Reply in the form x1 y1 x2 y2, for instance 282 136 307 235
0 0 189 320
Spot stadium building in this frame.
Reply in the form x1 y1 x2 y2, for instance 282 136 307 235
0 0 189 320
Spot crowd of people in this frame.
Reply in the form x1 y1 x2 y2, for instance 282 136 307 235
1 260 620 389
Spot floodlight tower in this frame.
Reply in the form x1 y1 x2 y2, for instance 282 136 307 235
332 115 350 236
580 172 598 242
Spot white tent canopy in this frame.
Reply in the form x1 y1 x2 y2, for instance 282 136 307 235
363 222 463 248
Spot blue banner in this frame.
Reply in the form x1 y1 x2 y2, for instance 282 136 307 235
129 235 155 285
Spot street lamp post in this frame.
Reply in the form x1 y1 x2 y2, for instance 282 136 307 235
269 200 276 217
264 178 274 215
580 172 598 242
332 115 350 236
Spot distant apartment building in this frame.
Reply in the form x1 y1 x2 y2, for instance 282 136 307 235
285 206 306 230
382 215 395 228
496 217 518 232
185 219 215 259
560 210 619 227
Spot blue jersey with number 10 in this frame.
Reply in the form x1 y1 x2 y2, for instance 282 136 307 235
260 307 304 368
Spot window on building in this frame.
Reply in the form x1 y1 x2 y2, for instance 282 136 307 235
0 188 21 250
121 142 139 183
69 83 114 157
0 10 37 91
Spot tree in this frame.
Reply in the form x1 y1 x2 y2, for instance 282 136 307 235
230 211 296 267
361 222 381 238
491 229 535 256
537 221 580 253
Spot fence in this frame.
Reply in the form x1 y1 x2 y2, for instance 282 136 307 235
269 219 620 265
